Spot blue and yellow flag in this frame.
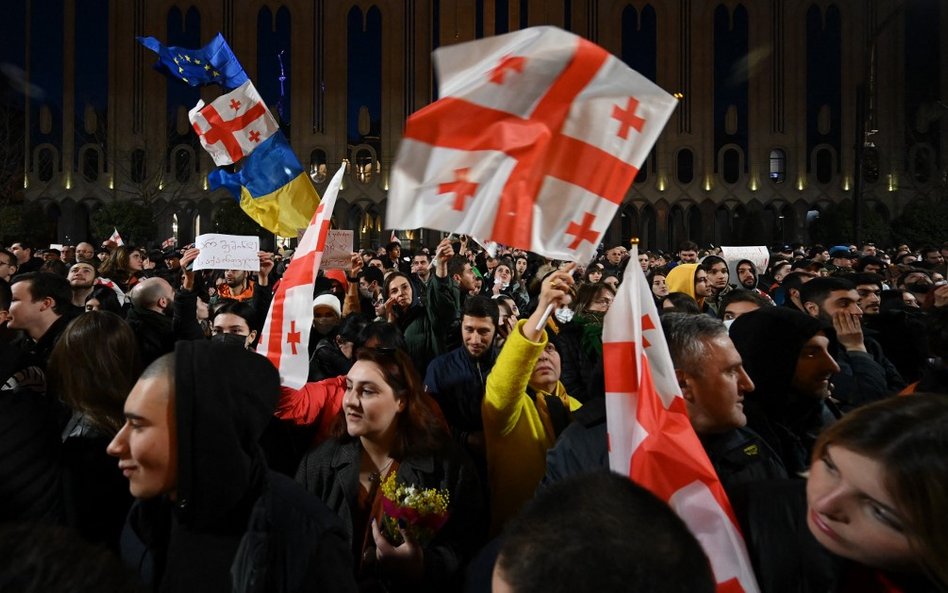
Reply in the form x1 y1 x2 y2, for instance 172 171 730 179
138 33 248 90
209 132 319 236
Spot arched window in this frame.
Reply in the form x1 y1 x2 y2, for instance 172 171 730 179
722 148 741 184
677 149 694 184
37 147 55 182
815 148 833 184
769 149 786 183
131 149 146 183
82 147 99 181
635 156 648 184
175 149 191 183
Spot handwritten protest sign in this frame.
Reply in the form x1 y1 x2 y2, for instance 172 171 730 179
194 234 260 271
720 246 770 286
322 230 353 269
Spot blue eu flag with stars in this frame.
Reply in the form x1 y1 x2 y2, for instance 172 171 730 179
138 33 248 91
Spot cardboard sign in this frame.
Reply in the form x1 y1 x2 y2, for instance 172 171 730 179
321 230 353 270
193 234 260 271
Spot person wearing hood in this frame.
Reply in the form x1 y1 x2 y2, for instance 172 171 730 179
107 341 357 592
729 307 841 476
701 255 732 315
381 239 458 377
665 263 713 314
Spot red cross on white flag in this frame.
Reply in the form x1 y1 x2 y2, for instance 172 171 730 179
256 164 345 389
108 227 124 246
189 79 280 166
602 245 760 593
386 26 678 263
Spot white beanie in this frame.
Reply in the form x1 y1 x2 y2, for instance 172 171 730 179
312 293 341 317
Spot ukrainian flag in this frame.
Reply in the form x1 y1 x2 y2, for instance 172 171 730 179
209 132 319 236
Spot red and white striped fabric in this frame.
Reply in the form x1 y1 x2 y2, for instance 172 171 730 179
189 79 280 166
387 26 677 263
108 228 124 246
603 246 760 593
256 164 344 389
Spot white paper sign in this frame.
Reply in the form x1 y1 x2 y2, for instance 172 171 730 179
720 245 770 284
194 234 260 271
322 230 354 269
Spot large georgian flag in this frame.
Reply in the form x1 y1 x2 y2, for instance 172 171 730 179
257 164 344 389
603 247 760 593
387 26 677 263
189 80 280 166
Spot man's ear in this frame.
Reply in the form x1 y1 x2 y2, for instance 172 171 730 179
247 330 258 344
803 301 820 317
40 296 55 312
676 368 695 403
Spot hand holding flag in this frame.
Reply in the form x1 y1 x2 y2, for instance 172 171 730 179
603 244 760 593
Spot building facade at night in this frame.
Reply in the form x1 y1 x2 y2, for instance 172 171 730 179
4 0 946 251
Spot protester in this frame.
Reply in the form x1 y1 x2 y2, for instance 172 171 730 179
296 347 486 591
98 245 144 293
107 342 357 592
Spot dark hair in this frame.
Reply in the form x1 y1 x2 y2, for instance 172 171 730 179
11 272 72 315
356 320 408 351
382 272 415 317
361 265 384 287
678 240 699 253
661 292 700 314
447 255 469 279
84 285 123 315
718 289 771 320
334 348 450 458
336 313 369 344
843 272 884 292
799 276 856 308
40 259 68 277
213 301 257 334
572 282 615 317
498 471 714 593
854 256 886 272
49 311 142 435
0 248 18 267
0 279 10 311
385 241 401 252
462 294 499 327
583 263 605 283
812 396 948 588
12 240 33 252
98 245 138 283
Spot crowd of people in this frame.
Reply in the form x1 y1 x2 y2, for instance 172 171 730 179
1 233 947 592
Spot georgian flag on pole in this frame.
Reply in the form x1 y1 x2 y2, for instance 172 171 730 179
189 79 280 166
387 26 677 263
257 164 344 389
603 244 760 593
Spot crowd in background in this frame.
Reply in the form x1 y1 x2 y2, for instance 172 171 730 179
1 232 947 592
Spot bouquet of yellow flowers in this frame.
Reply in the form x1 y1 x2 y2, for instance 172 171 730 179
379 472 450 546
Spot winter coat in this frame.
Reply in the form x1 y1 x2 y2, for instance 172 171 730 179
296 438 487 592
392 274 458 378
119 340 356 593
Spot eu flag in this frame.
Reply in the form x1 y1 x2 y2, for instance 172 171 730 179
209 132 319 236
138 33 248 91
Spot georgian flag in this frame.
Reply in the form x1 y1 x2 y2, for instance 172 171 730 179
386 26 677 263
108 228 124 246
603 245 761 593
256 164 344 389
189 79 280 166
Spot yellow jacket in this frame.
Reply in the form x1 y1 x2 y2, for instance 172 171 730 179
482 319 581 534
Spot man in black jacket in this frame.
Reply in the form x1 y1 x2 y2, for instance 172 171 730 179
544 313 786 496
107 341 356 592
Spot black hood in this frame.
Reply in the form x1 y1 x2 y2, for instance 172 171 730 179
173 340 280 530
728 307 831 406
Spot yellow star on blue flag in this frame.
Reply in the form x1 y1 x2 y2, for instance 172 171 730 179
138 33 248 90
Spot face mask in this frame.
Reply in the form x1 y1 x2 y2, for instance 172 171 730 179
212 332 248 349
554 307 574 324
313 318 339 335
723 319 735 331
